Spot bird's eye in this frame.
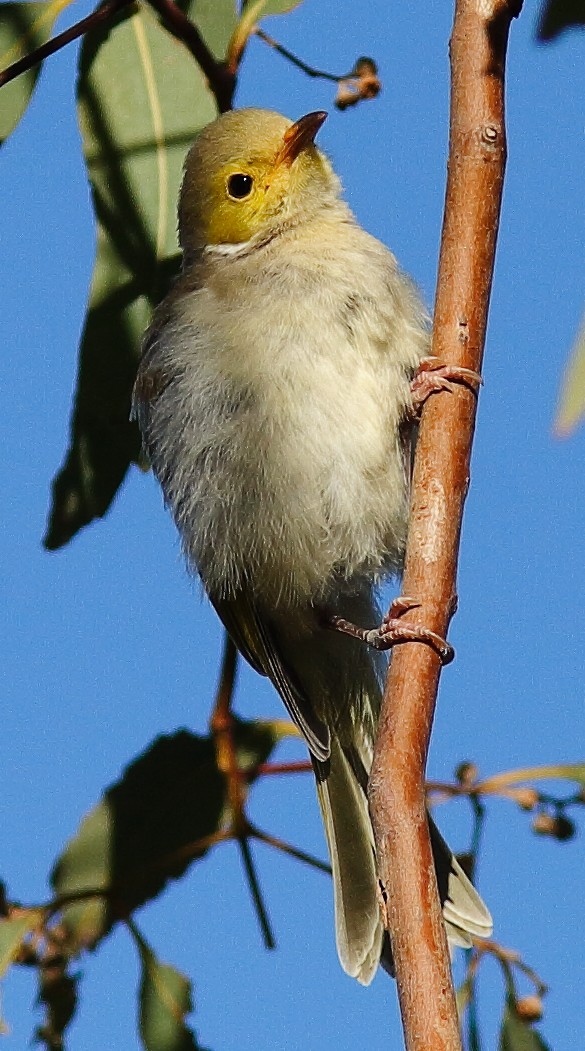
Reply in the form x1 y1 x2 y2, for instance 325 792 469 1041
227 173 254 199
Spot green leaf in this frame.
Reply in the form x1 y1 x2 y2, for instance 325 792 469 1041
537 0 585 40
554 313 585 437
481 763 585 792
499 998 552 1051
51 719 278 950
45 0 238 549
0 911 44 977
130 922 204 1051
227 0 303 69
0 0 66 145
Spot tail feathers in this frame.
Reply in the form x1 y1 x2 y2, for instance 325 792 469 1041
313 740 383 986
429 816 493 947
314 746 492 983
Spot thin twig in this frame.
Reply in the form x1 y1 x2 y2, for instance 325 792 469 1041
210 636 277 944
250 824 331 875
254 27 350 82
255 760 312 777
368 3 522 1050
237 836 275 949
211 632 238 726
145 0 235 111
0 0 135 89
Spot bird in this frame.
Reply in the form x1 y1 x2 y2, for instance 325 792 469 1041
132 107 492 984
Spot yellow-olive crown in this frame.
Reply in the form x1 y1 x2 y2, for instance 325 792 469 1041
178 108 340 259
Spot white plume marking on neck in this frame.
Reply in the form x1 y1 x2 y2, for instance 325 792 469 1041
204 239 256 257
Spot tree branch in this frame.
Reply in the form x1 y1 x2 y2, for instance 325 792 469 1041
368 3 522 1050
0 0 135 89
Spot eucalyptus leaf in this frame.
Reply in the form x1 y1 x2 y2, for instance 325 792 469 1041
0 911 44 977
130 923 203 1051
499 998 552 1051
51 719 279 950
0 0 65 144
45 0 237 549
554 313 585 437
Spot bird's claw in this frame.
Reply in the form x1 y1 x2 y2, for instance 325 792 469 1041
363 596 454 665
410 356 482 417
320 596 454 666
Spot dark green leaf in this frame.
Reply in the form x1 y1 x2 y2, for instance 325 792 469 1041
0 1 60 145
130 922 204 1051
51 719 278 949
537 0 585 40
45 0 238 549
499 998 552 1051
0 911 43 977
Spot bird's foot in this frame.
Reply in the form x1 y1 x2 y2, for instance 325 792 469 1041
320 596 454 666
410 356 482 417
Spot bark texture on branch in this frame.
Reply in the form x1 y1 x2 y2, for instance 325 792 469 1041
368 3 522 1049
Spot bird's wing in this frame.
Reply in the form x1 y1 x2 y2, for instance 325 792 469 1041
210 591 330 762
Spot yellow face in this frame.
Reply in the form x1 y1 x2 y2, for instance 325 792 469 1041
203 148 325 245
178 110 335 255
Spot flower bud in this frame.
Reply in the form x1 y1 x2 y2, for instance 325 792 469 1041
531 812 556 836
513 787 539 811
455 761 478 787
515 995 543 1023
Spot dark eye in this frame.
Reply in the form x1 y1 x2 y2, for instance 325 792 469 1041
227 173 254 199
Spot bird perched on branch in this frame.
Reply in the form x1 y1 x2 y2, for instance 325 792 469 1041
132 107 491 983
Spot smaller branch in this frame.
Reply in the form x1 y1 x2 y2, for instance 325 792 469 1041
469 793 485 862
471 939 548 998
210 637 278 945
255 760 312 777
254 27 348 82
253 30 380 111
237 836 275 949
250 823 331 875
145 0 235 111
211 632 238 726
0 0 135 89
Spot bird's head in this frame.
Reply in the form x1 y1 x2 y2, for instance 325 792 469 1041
178 108 337 259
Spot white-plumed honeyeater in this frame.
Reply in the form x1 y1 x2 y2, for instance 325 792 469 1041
132 108 492 983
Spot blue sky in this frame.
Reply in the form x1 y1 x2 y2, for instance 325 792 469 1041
1 1 584 1049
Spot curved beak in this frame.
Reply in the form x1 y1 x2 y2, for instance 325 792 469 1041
276 111 328 166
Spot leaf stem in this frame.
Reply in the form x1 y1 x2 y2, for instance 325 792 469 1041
250 824 331 875
237 836 275 949
254 27 350 82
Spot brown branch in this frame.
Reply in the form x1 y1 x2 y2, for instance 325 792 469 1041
254 30 381 111
145 0 235 112
250 824 332 875
0 0 135 89
254 760 312 777
237 835 275 949
368 3 522 1050
254 27 348 82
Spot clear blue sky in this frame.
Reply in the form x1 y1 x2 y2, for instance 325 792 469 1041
1 2 584 1049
